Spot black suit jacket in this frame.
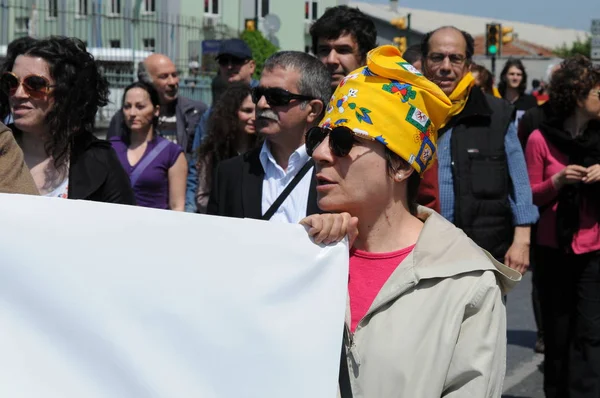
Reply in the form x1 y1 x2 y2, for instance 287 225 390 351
207 147 320 220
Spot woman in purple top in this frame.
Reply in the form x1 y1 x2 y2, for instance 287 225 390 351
110 81 187 210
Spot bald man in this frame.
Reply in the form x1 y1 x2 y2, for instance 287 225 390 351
106 53 207 155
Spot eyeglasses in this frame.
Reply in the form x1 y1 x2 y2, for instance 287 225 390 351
0 72 55 100
217 56 249 67
305 126 375 158
426 53 467 66
251 86 316 107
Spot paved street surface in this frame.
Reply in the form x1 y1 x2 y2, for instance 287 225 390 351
503 270 544 398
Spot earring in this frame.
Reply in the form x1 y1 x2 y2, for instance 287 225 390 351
395 172 403 181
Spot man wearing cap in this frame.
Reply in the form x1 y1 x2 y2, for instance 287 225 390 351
185 39 258 212
206 51 331 222
302 44 518 396
420 26 538 273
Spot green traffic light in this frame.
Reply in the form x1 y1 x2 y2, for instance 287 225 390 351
488 45 497 55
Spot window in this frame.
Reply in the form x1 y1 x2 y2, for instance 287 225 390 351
305 1 318 21
143 0 155 14
143 38 155 52
15 17 29 33
47 0 58 19
110 40 121 48
260 0 269 17
109 0 121 15
76 0 88 17
204 0 219 15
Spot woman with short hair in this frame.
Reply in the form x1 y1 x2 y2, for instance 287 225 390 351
303 45 519 397
525 55 600 398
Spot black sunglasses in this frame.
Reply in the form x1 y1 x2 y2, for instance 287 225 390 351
305 126 375 158
251 86 316 107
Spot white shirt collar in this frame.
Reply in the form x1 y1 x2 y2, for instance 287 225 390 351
259 141 309 175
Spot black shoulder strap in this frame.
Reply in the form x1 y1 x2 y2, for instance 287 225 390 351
261 159 314 220
339 328 353 397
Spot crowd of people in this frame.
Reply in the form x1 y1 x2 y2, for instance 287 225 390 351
1 4 600 397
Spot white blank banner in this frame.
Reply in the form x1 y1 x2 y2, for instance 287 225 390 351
0 194 348 398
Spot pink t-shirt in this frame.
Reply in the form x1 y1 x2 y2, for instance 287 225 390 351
525 129 600 254
349 245 415 332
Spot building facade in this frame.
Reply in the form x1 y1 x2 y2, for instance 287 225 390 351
1 0 341 71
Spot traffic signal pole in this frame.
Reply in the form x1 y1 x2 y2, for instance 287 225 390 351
491 55 496 76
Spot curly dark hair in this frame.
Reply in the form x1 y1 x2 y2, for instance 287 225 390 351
498 58 528 97
549 55 600 120
0 36 38 121
120 81 161 145
0 36 109 168
197 82 261 188
309 5 377 62
420 26 475 64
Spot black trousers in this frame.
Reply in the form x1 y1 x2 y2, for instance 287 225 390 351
537 246 600 398
530 242 544 338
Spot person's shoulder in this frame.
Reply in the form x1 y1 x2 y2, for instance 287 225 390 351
218 147 261 172
415 209 521 294
71 132 122 169
518 94 538 109
527 128 545 146
484 92 513 111
177 96 208 113
154 135 183 156
107 135 124 146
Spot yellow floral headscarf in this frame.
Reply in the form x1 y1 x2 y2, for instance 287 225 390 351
320 45 452 174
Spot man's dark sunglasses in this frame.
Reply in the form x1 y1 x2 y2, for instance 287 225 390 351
217 56 249 67
305 126 375 158
251 86 316 107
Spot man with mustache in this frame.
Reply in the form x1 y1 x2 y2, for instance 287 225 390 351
309 5 377 91
207 51 331 224
421 26 538 273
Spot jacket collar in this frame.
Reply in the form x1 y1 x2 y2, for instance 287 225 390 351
68 132 111 200
241 146 320 219
175 96 199 115
368 207 521 317
443 85 493 130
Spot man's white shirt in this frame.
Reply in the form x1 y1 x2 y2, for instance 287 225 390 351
259 141 314 224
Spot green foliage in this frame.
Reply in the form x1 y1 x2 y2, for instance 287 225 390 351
240 30 279 80
554 36 592 58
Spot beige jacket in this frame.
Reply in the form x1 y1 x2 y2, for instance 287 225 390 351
342 207 521 398
0 124 38 195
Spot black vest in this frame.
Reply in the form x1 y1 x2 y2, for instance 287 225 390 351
443 86 515 260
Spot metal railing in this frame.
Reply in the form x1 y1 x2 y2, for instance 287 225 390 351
1 1 233 127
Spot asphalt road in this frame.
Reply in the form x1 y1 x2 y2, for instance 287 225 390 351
503 270 545 398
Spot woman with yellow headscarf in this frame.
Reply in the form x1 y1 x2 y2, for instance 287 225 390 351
301 45 520 397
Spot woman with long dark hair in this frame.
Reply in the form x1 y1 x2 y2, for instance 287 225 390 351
109 81 187 211
525 55 600 397
499 58 537 125
195 82 259 213
0 36 134 202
